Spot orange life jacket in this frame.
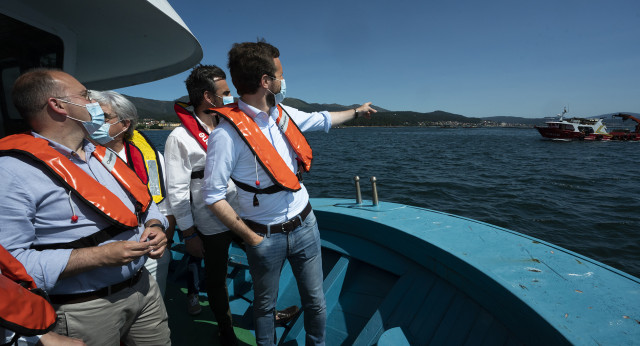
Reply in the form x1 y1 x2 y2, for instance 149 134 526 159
212 104 313 192
0 245 57 337
0 133 151 230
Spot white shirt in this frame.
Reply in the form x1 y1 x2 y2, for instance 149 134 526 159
202 100 331 224
165 114 239 235
115 147 171 217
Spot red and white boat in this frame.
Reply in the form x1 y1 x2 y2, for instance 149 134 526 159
535 109 640 141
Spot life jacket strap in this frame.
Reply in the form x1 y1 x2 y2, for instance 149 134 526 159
232 178 285 195
232 178 290 207
30 225 131 250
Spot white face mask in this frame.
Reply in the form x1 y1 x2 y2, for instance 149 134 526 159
268 77 286 104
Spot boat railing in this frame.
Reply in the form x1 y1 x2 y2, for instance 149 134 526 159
354 176 362 204
354 175 379 206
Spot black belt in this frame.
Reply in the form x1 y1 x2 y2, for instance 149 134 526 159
191 170 204 179
244 202 312 235
49 270 144 305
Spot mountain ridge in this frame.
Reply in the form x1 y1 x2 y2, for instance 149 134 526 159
121 94 600 126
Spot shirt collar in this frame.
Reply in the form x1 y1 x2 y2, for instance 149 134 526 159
237 98 261 119
194 113 213 134
32 131 95 159
238 99 279 122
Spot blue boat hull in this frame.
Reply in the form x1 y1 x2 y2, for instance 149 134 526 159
169 198 640 345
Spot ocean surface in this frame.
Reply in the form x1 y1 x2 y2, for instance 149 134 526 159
144 127 640 279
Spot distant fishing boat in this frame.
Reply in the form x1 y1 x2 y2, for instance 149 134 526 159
535 108 640 141
2 2 640 345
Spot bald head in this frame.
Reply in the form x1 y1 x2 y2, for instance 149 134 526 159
11 68 66 122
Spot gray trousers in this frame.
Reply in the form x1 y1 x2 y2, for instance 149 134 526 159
52 268 171 345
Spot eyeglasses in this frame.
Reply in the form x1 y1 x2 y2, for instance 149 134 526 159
59 90 93 102
42 90 93 108
103 112 120 122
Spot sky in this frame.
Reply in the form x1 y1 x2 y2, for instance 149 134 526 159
116 0 640 118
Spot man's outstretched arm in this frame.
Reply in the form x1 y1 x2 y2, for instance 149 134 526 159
329 102 377 126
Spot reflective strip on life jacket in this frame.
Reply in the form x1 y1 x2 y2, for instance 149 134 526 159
174 101 209 150
0 245 57 337
212 104 313 192
0 133 151 229
126 130 166 204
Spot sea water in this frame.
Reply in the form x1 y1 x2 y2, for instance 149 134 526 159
144 127 640 278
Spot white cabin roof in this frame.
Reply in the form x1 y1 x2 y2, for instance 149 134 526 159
0 0 202 89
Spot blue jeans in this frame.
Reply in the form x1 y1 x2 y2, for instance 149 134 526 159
245 211 326 346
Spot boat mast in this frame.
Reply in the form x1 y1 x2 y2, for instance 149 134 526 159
557 107 567 121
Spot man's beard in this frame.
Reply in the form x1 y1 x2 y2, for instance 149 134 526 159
266 91 276 108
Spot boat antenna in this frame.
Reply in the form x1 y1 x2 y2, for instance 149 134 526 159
558 106 567 121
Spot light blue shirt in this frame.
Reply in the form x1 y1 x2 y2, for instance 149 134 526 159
202 101 331 224
0 132 167 294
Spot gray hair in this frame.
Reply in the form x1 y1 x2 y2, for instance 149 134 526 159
90 90 138 140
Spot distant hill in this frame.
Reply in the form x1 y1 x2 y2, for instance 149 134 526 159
124 95 391 122
347 110 481 126
482 116 547 126
281 98 389 113
124 95 177 122
122 94 590 127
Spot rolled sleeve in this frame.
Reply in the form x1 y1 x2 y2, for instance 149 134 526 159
202 124 236 206
155 152 172 217
143 201 168 229
165 134 196 230
0 165 70 291
281 105 332 133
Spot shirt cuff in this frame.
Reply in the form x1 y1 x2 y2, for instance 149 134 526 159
144 203 168 230
321 111 332 132
175 215 195 232
35 248 73 292
202 189 226 206
156 199 170 216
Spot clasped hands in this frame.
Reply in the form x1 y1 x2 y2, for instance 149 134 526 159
100 222 167 266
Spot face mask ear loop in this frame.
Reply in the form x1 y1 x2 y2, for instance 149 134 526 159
68 190 78 223
111 121 126 139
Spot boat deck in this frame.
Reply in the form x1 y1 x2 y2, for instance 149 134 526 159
166 198 640 345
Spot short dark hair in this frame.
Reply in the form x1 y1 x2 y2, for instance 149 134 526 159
228 39 280 96
185 64 226 107
11 68 61 121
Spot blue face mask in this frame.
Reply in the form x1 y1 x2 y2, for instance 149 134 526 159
90 120 124 144
269 77 286 104
59 100 105 134
215 94 235 105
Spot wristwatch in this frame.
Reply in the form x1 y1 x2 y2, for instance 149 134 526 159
148 223 166 232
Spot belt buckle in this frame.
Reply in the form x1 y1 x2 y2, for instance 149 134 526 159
282 218 296 234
